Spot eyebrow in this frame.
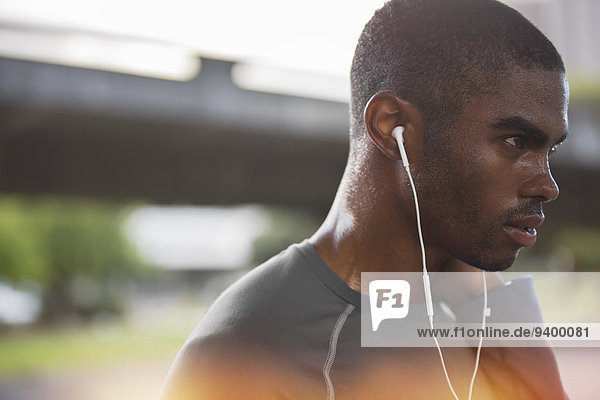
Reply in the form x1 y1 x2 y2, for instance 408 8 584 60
491 116 568 146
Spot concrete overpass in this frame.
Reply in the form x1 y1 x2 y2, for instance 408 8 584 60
0 56 598 226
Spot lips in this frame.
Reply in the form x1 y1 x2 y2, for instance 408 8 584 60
503 214 544 247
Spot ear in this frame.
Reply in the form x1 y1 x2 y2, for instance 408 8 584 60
363 91 423 162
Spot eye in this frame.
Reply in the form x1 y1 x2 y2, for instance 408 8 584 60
504 135 526 149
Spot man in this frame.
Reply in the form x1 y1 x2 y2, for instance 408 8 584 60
161 0 570 398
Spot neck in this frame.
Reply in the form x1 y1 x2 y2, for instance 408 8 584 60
310 153 451 293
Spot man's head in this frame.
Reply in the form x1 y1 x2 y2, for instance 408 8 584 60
349 0 569 270
351 0 564 139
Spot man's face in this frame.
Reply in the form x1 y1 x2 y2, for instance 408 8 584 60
415 67 569 271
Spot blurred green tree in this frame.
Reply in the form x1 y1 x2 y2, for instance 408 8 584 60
552 226 600 271
0 196 143 322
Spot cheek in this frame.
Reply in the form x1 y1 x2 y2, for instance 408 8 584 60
417 138 516 239
415 152 479 233
441 149 510 232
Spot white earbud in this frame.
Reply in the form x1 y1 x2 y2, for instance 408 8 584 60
391 126 410 168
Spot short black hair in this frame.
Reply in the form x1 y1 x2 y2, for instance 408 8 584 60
350 0 565 140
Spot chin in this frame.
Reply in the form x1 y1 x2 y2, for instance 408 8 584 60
459 249 520 272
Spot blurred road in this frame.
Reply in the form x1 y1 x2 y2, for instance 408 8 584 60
0 358 170 400
0 347 598 399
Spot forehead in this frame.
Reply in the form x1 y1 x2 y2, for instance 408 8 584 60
459 68 569 140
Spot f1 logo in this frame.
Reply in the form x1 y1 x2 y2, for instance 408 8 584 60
369 280 411 331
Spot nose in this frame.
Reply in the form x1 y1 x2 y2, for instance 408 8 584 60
518 158 560 203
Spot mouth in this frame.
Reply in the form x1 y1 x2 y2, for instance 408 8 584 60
503 214 544 247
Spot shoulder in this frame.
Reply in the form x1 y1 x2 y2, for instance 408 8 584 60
194 242 317 336
160 333 288 399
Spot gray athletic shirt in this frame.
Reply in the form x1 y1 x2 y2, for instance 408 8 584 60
162 240 568 399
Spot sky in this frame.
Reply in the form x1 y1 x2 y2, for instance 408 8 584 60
0 0 386 77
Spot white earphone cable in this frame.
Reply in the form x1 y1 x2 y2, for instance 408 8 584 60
402 149 487 400
468 271 488 400
405 163 460 400
405 166 428 275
